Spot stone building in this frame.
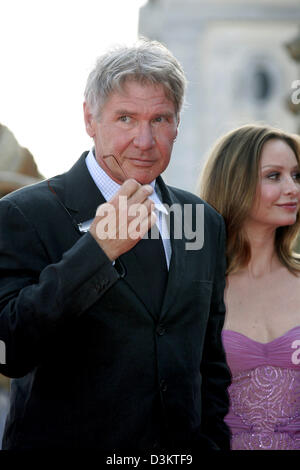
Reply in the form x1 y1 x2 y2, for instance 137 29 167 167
139 0 300 191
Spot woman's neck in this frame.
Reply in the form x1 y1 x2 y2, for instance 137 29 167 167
242 221 280 278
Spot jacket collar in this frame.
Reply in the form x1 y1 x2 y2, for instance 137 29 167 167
50 152 106 225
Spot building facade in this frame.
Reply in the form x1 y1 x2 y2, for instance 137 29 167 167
139 0 300 191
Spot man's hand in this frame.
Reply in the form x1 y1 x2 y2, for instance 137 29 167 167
90 179 156 261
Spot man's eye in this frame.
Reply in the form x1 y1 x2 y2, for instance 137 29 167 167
153 116 164 123
119 116 131 123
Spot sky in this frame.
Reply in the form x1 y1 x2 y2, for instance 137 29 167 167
0 0 147 177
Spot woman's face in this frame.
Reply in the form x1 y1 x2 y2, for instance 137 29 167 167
248 138 300 229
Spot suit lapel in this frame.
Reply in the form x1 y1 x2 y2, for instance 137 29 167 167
118 247 156 316
52 152 107 226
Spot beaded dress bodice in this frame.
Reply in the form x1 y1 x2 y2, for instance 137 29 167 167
222 327 300 450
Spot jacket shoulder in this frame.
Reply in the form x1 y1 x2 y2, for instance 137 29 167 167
1 179 51 203
167 185 223 222
0 173 68 229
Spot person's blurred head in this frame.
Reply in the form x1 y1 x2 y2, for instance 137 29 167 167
199 124 300 274
0 124 43 197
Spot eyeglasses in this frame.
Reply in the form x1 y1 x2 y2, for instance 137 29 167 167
103 154 128 180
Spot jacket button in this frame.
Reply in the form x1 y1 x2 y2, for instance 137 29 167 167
156 325 166 336
153 441 160 449
94 280 109 292
160 379 167 392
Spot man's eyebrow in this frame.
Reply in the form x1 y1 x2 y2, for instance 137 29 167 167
158 111 176 118
114 109 137 116
113 110 175 117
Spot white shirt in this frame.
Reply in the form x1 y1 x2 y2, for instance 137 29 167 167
85 150 171 268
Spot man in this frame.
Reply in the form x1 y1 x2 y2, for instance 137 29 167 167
0 40 230 451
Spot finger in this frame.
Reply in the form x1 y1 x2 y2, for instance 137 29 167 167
128 210 157 240
116 179 154 203
126 199 155 228
137 198 155 214
111 179 142 203
95 202 116 218
127 184 154 206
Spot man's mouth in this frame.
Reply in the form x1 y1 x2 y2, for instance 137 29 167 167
128 157 155 167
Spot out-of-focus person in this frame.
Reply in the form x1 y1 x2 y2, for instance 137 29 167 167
0 123 43 197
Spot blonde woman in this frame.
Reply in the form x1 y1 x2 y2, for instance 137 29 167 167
199 125 300 450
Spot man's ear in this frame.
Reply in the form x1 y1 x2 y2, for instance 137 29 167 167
174 117 180 140
83 102 96 138
175 115 180 135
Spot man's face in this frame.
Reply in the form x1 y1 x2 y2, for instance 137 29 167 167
84 81 179 185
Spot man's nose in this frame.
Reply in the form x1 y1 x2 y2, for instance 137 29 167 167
133 123 155 150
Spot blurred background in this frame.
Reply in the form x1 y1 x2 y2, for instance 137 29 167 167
0 0 147 191
1 0 300 445
0 0 299 193
139 0 300 191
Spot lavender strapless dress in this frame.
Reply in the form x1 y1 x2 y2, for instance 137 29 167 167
222 326 300 450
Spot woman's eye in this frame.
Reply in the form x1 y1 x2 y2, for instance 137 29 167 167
292 172 300 181
267 172 280 180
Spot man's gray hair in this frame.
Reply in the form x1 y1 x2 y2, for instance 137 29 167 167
84 39 187 119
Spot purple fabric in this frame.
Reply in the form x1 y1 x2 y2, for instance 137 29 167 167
222 327 300 450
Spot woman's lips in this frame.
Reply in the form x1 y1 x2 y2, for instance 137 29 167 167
276 202 298 211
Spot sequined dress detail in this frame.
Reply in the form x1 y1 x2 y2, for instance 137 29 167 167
222 326 300 450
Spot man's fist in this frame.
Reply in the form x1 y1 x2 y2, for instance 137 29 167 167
90 179 156 261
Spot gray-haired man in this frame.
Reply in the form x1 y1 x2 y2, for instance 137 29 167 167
0 40 230 452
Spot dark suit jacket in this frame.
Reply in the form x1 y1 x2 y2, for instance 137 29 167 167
0 152 231 450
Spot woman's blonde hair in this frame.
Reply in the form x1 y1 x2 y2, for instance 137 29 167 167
199 124 300 275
